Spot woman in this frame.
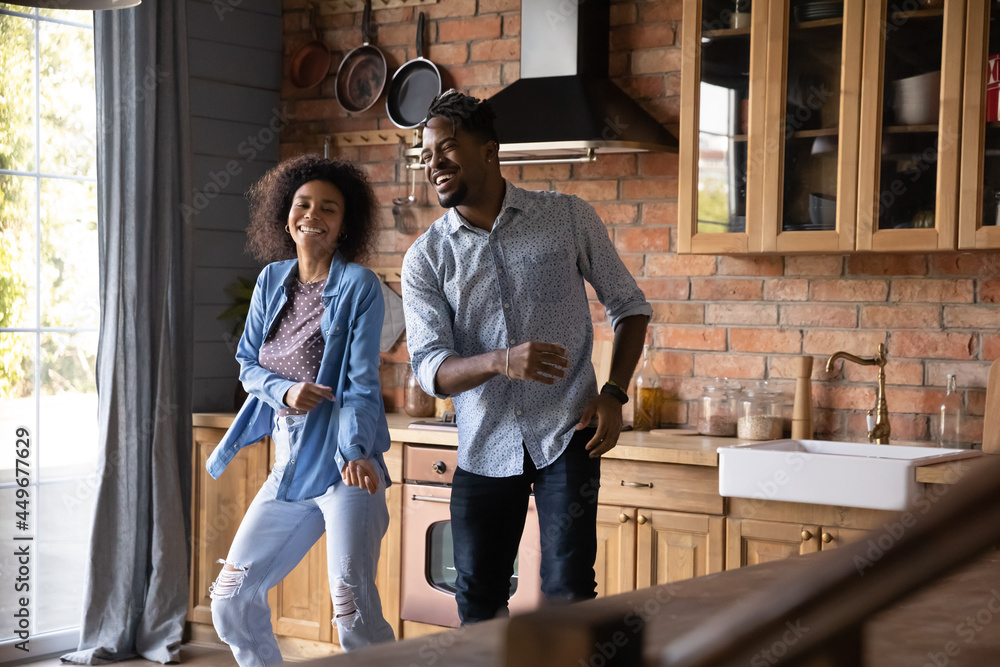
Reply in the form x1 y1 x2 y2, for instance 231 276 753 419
205 155 395 665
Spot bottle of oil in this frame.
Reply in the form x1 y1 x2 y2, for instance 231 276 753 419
633 344 663 431
938 373 965 448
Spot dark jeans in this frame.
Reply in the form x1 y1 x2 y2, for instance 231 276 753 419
450 428 602 624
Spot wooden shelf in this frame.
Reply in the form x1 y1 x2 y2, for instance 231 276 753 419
884 124 939 134
792 128 840 139
888 8 944 21
793 17 843 29
703 26 751 38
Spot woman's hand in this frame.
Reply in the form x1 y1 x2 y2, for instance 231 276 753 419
341 458 381 494
284 382 334 411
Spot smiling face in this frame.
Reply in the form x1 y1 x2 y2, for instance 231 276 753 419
421 115 495 210
286 179 345 260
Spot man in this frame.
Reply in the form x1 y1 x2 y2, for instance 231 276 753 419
401 89 651 624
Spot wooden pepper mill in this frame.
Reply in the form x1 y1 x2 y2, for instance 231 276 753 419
792 355 814 439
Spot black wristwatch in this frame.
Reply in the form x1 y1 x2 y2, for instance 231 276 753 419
601 381 629 405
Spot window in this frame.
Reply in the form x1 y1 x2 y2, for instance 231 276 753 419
1 5 99 658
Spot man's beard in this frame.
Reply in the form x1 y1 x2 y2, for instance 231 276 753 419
436 180 468 209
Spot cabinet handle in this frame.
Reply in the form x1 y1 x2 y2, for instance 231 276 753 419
411 494 450 504
822 532 834 544
618 513 629 524
431 461 447 474
620 480 653 488
801 530 813 541
637 514 648 525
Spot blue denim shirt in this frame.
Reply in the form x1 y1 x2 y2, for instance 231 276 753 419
207 252 391 501
402 182 651 477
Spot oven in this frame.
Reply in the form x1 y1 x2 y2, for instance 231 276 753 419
400 443 544 628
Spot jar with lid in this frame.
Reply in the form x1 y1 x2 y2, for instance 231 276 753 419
404 365 436 418
737 381 784 440
696 378 740 436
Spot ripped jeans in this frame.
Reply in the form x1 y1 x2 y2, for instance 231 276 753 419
210 415 394 666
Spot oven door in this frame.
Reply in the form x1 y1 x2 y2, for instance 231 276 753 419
400 482 543 628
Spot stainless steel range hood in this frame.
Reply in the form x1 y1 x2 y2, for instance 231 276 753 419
488 0 678 164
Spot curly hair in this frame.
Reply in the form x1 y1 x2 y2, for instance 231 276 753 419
245 155 380 265
424 89 499 144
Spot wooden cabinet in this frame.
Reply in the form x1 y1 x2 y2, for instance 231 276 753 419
726 518 870 569
595 459 725 597
187 418 402 658
679 0 996 253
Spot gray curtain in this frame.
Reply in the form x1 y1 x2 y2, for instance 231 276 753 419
62 1 193 664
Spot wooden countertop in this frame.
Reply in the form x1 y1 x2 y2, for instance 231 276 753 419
193 412 991 483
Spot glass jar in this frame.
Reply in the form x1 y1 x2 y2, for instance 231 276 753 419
697 379 739 436
404 365 436 418
632 344 663 432
737 381 784 440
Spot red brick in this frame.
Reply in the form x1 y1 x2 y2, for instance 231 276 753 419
890 332 976 360
501 61 520 84
478 0 519 12
690 278 763 301
374 23 423 47
426 42 469 65
650 303 702 325
610 24 676 50
609 51 629 78
663 72 682 97
619 75 666 101
980 279 1000 303
811 279 889 302
717 256 783 277
813 384 879 411
647 254 716 277
622 177 678 200
439 15 501 42
445 63 501 88
859 305 940 330
636 277 690 300
520 163 571 181
620 254 645 276
693 354 767 380
984 334 1000 360
470 37 519 62
589 301 608 323
705 304 778 326
780 304 857 328
943 305 1000 329
593 203 638 225
653 350 694 376
968 390 987 416
617 227 672 253
764 278 809 301
641 0 684 22
554 179 618 201
573 154 638 180
891 387 951 414
890 279 974 303
925 361 989 389
610 3 638 25
655 326 727 351
846 358 924 386
848 254 927 276
769 355 824 380
502 13 520 37
642 202 678 225
784 255 844 276
803 330 887 359
638 152 679 177
930 253 1000 276
631 48 682 75
422 0 477 19
361 160 395 184
729 328 803 354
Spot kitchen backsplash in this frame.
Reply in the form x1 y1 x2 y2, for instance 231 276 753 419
278 0 994 445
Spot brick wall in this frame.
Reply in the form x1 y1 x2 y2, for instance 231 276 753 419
279 0 995 445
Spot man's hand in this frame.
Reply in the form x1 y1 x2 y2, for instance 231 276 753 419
284 382 334 411
341 458 381 494
576 393 624 458
506 342 570 384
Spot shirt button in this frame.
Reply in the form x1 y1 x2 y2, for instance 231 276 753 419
509 339 515 345
497 268 503 275
516 410 522 416
504 303 510 309
290 459 296 464
334 325 339 331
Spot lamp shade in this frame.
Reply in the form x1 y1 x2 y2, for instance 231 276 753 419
4 0 139 8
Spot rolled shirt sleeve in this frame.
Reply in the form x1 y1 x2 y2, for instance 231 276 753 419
401 246 457 399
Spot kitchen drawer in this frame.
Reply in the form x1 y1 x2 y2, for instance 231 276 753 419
599 458 722 515
404 444 457 485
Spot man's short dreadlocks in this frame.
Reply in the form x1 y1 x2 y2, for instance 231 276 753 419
424 89 499 145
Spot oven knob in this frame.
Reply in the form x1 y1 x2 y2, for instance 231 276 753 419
432 461 447 475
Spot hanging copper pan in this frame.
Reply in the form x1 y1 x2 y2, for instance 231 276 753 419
335 0 387 113
289 5 332 90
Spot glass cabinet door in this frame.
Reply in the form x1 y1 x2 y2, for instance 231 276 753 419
679 0 769 253
760 0 864 252
856 0 966 251
959 0 1000 248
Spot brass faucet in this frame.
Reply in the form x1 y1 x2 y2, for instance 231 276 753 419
825 343 890 444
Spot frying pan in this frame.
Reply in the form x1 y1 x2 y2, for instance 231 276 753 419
386 12 442 129
289 5 332 89
335 0 387 113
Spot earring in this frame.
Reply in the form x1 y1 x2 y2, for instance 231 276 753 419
284 225 290 233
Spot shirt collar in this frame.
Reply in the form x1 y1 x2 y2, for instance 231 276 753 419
445 180 528 235
278 250 346 297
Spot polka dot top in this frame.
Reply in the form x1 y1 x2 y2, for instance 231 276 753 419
259 278 326 416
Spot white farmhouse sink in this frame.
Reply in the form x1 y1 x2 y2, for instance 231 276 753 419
718 440 982 511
